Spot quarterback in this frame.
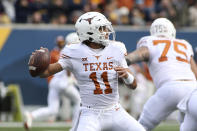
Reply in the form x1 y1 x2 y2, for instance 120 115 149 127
24 33 81 130
126 18 197 131
30 12 145 131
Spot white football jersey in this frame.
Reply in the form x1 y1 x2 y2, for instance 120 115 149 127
137 36 196 88
58 41 128 108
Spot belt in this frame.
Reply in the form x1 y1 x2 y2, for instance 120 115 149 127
175 79 194 81
80 103 91 108
80 103 120 111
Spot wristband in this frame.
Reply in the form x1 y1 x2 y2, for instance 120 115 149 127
123 73 134 85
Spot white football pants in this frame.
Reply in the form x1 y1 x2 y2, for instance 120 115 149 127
138 81 196 131
180 89 197 131
73 103 145 131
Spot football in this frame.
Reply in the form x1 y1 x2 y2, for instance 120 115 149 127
28 48 50 77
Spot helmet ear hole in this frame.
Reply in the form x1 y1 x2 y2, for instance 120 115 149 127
89 37 93 41
87 32 93 35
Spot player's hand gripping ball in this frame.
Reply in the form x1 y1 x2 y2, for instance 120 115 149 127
28 48 50 77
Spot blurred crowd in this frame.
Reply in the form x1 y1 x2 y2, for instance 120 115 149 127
0 0 197 27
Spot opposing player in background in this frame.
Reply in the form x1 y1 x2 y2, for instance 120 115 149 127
29 12 145 131
126 18 197 131
24 33 81 130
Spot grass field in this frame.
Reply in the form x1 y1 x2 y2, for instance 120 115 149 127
153 123 179 131
0 122 179 131
0 127 70 131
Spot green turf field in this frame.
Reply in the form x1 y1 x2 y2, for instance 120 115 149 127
0 127 70 131
153 124 179 131
0 123 179 131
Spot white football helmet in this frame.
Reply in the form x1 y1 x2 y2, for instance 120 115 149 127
150 18 176 39
65 32 80 45
75 12 115 46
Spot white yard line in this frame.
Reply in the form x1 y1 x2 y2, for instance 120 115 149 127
0 122 72 128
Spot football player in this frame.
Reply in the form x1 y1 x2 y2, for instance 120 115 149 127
178 50 197 131
126 18 197 131
24 33 81 130
29 12 145 131
179 88 197 131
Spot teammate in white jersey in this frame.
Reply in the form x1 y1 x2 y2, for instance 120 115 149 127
30 12 145 131
178 88 197 131
178 60 197 131
24 33 81 130
126 18 197 131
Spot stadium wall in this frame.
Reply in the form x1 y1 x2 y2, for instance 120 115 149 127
0 25 197 105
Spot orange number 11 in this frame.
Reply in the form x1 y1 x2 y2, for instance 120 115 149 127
89 71 112 94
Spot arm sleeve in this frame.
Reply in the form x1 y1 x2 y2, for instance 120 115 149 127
115 41 128 67
188 43 194 57
121 58 129 68
115 41 127 56
183 40 194 62
136 36 150 49
58 52 73 71
119 42 127 56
